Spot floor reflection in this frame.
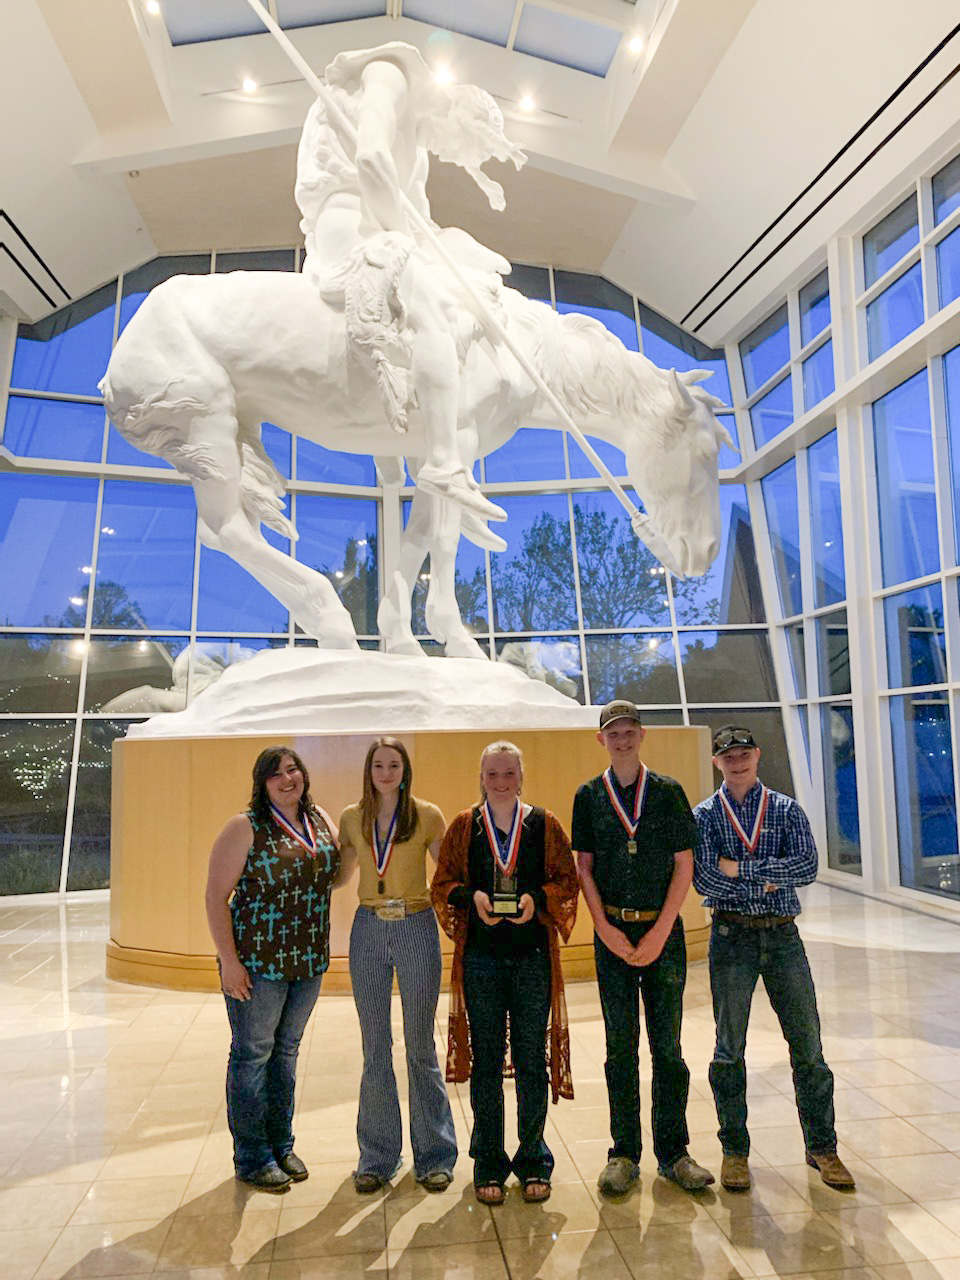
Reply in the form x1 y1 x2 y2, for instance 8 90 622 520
3 886 960 1277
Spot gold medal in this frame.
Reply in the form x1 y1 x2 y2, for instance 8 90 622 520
602 767 648 854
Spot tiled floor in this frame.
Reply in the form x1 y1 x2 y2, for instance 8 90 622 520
3 885 960 1278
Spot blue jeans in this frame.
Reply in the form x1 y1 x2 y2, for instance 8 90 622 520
349 907 457 1179
462 945 553 1187
594 919 690 1167
224 973 323 1178
709 919 837 1156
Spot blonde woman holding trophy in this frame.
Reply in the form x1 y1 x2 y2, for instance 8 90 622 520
432 741 578 1205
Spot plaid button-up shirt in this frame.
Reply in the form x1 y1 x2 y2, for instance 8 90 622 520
693 782 818 917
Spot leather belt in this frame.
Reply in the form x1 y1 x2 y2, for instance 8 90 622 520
604 904 659 923
715 911 795 930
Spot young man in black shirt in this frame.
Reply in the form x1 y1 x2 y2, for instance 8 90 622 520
573 700 714 1196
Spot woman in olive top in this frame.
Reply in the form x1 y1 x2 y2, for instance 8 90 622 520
431 740 579 1206
205 745 339 1192
338 736 457 1193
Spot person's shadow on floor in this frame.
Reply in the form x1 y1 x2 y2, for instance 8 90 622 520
51 1176 385 1277
53 1173 572 1275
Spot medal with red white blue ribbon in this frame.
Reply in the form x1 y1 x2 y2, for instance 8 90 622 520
270 804 317 857
602 765 648 855
372 807 399 887
481 800 522 876
718 784 768 853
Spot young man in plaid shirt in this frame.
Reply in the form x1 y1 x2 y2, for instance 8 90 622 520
693 725 854 1193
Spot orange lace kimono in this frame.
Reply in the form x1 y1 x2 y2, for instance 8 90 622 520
430 806 579 1103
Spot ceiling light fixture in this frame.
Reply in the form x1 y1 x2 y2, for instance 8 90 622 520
242 77 258 94
434 64 453 86
628 35 644 53
519 94 535 113
145 0 161 14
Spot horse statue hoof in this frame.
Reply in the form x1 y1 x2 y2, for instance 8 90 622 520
312 629 361 652
444 635 489 660
383 638 423 657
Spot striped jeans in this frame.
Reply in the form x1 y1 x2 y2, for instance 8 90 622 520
348 905 458 1179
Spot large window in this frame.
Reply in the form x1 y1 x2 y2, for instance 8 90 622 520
738 267 836 454
808 432 846 607
873 372 938 587
890 694 959 898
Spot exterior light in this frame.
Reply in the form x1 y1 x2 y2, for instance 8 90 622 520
69 597 84 607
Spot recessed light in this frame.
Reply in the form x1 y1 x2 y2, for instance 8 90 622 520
242 77 257 94
519 94 535 113
434 64 453 86
145 0 160 14
628 35 644 54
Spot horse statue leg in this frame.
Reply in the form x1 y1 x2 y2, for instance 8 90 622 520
192 411 359 649
425 496 488 660
377 463 488 659
377 475 430 656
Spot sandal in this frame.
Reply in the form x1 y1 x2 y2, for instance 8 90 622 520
521 1178 551 1204
474 1182 505 1205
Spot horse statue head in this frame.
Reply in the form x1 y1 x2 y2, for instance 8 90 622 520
536 307 734 580
622 366 733 579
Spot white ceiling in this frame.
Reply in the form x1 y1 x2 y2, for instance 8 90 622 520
4 0 960 346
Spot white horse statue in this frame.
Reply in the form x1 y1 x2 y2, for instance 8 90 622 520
99 268 731 657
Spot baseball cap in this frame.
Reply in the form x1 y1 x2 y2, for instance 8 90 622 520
599 700 643 730
712 725 758 755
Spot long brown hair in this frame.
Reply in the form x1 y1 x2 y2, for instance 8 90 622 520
359 737 418 844
250 746 314 825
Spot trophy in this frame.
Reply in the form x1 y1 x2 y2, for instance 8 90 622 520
492 866 519 916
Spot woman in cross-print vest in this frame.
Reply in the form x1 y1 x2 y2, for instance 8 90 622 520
205 745 339 1193
431 739 579 1206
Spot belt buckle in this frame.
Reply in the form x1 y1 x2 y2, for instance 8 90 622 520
622 908 639 923
376 900 406 921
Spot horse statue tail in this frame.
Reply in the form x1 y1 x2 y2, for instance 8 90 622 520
236 430 298 542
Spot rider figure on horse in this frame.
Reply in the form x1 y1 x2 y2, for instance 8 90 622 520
295 43 525 543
